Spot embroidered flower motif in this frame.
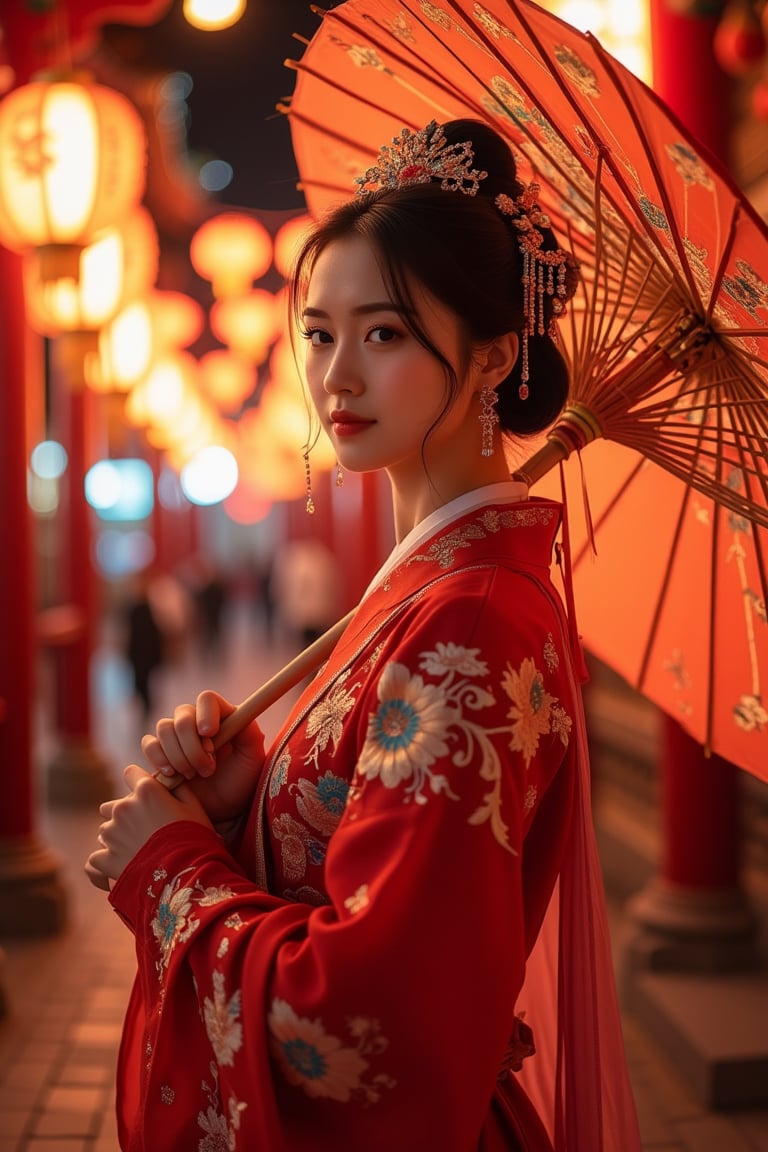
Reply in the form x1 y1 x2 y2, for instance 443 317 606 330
197 1105 231 1152
407 524 485 569
304 674 358 769
273 813 311 881
198 884 236 906
283 885 330 906
419 642 489 678
344 884 370 915
359 662 454 795
550 704 573 746
160 1085 174 1105
294 771 350 836
384 508 556 591
524 784 537 813
151 870 200 971
543 632 559 672
269 752 290 798
502 658 556 767
203 971 243 1067
268 999 371 1102
198 1063 246 1150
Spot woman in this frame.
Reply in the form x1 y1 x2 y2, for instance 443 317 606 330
87 119 641 1151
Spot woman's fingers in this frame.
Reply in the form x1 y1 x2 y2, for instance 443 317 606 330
84 857 112 892
141 703 216 780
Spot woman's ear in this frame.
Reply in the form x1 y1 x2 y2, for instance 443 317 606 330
475 332 519 388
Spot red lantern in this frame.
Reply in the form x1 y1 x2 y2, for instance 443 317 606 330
0 74 146 279
190 212 272 297
713 0 767 76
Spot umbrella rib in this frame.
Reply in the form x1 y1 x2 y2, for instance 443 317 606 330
705 202 741 325
726 369 768 508
285 56 427 134
637 484 694 699
498 0 698 303
582 33 704 305
572 455 647 567
706 500 720 757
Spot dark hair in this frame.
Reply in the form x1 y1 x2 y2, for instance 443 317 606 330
290 119 574 438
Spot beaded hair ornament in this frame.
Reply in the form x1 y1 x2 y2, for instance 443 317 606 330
355 120 577 399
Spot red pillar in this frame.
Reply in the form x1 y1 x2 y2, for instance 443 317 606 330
662 723 740 890
46 370 113 805
0 244 66 935
628 0 757 965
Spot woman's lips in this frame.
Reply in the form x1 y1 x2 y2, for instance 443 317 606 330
330 413 375 437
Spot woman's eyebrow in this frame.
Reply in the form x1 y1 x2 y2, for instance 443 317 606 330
302 302 411 318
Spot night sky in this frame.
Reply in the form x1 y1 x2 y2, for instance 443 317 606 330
101 0 339 212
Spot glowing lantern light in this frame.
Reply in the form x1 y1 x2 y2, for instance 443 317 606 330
210 288 279 361
183 0 246 31
90 288 204 394
270 336 302 389
261 378 336 470
274 213 313 278
24 206 158 336
0 75 146 279
152 289 205 350
199 348 255 412
236 408 306 502
146 402 206 449
190 211 272 297
90 298 154 393
125 351 199 430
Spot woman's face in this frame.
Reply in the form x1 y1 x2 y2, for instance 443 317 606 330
300 234 488 504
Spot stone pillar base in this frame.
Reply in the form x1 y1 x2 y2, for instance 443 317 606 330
625 877 760 973
621 876 768 1108
0 835 68 936
47 738 114 807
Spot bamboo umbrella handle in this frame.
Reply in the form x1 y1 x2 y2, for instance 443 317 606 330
153 609 355 792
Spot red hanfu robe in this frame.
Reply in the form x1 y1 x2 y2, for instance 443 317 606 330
109 486 641 1151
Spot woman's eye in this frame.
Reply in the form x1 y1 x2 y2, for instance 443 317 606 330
305 327 332 346
368 326 398 344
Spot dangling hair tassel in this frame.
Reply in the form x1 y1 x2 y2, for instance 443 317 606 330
495 186 577 402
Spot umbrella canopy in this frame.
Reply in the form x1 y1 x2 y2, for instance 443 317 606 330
280 0 768 782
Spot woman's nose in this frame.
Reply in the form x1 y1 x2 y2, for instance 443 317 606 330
322 342 364 395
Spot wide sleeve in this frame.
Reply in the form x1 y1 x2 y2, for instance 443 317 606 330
109 566 577 1152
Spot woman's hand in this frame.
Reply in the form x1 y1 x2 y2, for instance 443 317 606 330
141 689 265 825
85 765 213 892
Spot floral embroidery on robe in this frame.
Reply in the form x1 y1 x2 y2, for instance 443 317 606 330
108 495 619 1152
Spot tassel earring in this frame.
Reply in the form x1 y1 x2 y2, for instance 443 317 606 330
479 383 499 457
303 451 315 514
